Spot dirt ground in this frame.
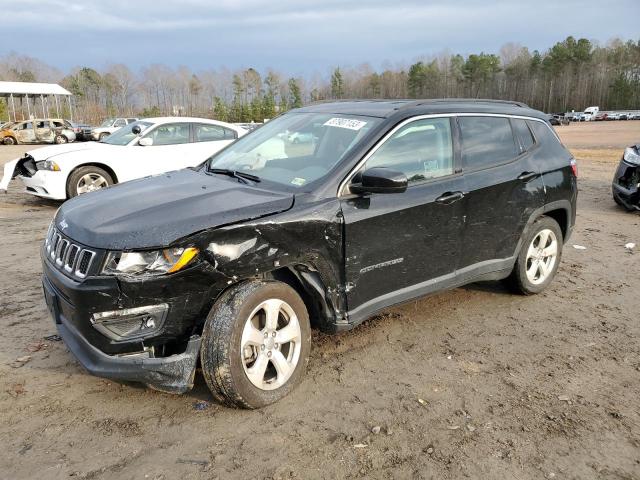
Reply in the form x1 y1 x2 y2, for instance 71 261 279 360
0 121 639 480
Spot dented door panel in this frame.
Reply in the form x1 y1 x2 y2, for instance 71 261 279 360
340 175 465 314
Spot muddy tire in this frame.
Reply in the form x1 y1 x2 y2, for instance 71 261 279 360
200 280 311 409
506 216 563 295
3 136 17 145
54 134 68 144
99 132 109 141
67 166 114 198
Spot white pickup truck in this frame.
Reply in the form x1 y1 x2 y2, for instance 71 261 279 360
91 117 139 141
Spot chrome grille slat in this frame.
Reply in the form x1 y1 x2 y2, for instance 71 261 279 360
46 227 96 279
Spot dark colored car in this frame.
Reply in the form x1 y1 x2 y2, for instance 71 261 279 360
67 121 92 141
42 100 578 408
612 144 640 210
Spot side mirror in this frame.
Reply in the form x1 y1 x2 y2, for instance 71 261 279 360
138 137 153 146
131 125 142 135
350 167 408 194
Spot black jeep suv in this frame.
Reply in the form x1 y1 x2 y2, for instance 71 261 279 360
42 100 577 408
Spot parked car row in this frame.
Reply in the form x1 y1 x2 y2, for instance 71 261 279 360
0 116 142 146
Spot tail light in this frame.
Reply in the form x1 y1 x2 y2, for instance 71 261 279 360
570 158 578 177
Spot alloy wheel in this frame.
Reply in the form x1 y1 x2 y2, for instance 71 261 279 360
76 173 108 194
525 228 558 285
240 298 302 391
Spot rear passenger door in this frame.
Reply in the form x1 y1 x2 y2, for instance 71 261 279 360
457 116 545 274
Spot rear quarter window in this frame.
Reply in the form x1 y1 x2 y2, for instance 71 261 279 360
459 116 518 170
512 119 535 152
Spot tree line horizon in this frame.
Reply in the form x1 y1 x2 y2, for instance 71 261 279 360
1 36 638 124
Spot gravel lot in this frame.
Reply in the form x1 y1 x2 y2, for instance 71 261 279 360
0 122 639 480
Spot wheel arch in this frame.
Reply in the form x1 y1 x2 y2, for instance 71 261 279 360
66 163 119 198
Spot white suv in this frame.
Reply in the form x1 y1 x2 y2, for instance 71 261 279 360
91 117 139 141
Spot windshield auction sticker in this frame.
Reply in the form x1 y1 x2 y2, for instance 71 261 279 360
323 118 367 130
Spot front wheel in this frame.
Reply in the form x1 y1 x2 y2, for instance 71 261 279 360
54 134 68 144
99 132 109 141
3 136 17 145
506 216 563 295
67 166 114 197
200 280 311 409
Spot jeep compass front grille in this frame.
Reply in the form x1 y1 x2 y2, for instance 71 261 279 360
45 227 95 279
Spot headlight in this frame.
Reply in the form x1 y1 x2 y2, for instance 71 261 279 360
102 247 199 276
623 147 640 165
36 160 60 171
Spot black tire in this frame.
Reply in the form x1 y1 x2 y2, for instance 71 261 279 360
54 134 68 144
67 165 114 198
200 280 311 409
505 216 563 295
3 136 17 145
99 132 109 141
612 190 631 210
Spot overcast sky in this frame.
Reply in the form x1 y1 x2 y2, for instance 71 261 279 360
5 0 639 75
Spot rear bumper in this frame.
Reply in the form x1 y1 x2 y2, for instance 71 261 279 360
56 316 201 394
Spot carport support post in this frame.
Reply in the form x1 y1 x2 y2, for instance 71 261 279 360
54 95 60 118
67 96 73 121
10 94 16 122
26 95 31 119
41 95 46 118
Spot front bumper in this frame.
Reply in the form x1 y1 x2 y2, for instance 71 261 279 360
18 171 68 200
56 316 202 394
41 242 221 393
612 159 640 210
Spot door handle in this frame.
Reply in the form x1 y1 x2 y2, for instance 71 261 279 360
435 191 465 205
517 171 540 182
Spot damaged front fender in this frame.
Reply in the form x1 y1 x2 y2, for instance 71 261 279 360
192 196 348 330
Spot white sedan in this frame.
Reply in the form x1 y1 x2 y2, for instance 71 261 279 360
0 117 247 200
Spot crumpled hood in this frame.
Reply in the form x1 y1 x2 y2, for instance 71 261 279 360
29 141 109 161
56 168 294 250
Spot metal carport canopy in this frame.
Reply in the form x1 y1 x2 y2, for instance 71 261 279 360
0 81 71 97
0 81 73 121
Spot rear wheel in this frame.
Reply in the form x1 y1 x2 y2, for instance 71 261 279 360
506 216 563 295
200 280 311 409
67 166 114 197
3 136 17 145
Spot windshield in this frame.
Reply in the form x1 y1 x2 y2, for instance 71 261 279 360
100 118 115 127
101 121 153 146
207 112 380 188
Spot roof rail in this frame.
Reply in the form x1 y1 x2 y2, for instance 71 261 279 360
412 98 529 108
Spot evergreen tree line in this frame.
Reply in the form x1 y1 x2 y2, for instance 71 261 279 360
1 36 638 124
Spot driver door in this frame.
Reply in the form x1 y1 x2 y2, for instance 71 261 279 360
339 117 466 320
119 122 193 181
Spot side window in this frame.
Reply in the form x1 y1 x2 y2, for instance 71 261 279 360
114 119 126 127
36 121 50 129
459 116 518 170
22 122 33 130
52 121 64 128
528 120 555 146
194 123 236 142
512 119 535 152
145 123 190 146
365 117 454 183
127 118 137 124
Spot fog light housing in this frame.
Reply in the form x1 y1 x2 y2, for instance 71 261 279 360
91 304 168 341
